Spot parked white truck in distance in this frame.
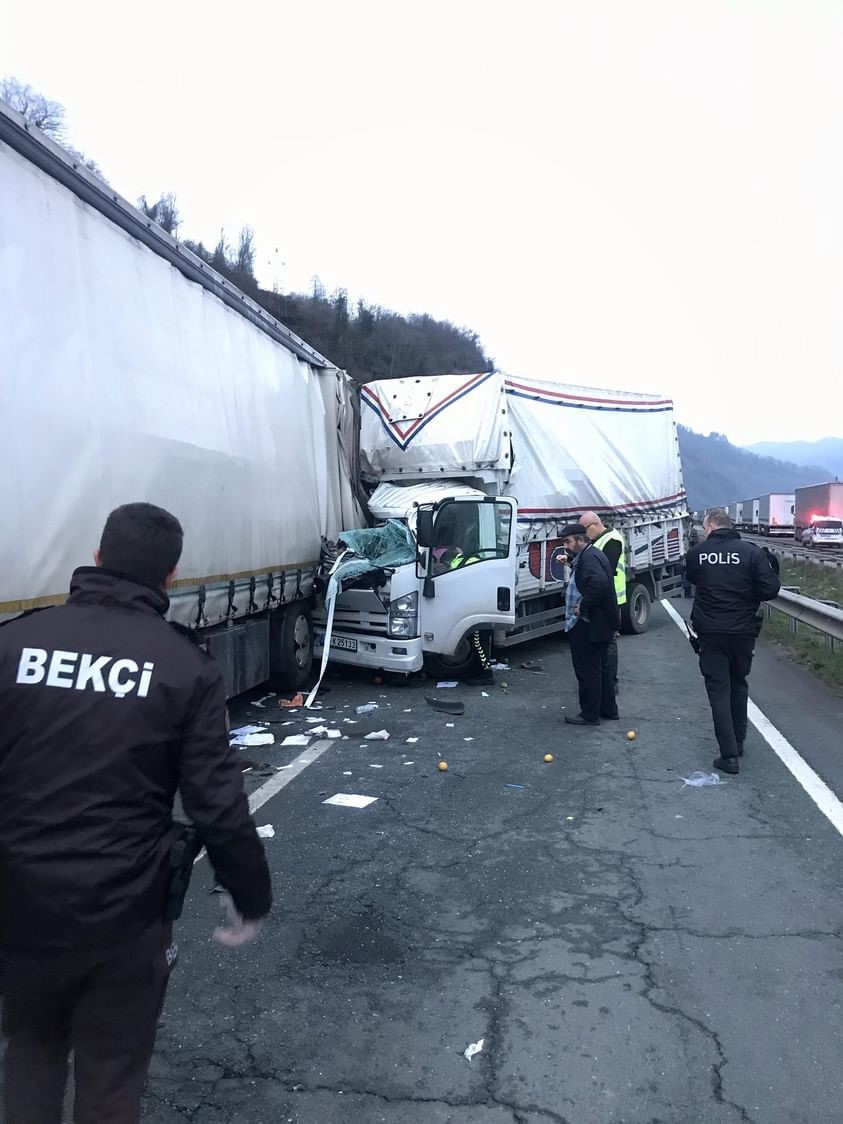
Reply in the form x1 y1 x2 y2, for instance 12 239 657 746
315 372 689 678
795 482 843 547
757 494 795 536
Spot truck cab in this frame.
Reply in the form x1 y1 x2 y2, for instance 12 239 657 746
313 484 518 677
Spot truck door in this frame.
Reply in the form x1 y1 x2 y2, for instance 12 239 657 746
417 497 517 655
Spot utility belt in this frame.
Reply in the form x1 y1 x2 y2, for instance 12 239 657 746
165 824 202 921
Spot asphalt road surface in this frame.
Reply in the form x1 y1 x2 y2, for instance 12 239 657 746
134 603 840 1123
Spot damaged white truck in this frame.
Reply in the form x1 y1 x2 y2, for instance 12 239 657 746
314 372 690 679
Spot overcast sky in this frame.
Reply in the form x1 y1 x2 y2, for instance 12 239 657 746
2 0 841 445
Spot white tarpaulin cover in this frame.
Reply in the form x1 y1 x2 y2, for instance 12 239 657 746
361 372 686 519
0 142 361 621
367 481 488 522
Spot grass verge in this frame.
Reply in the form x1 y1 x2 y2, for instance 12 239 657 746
763 560 843 695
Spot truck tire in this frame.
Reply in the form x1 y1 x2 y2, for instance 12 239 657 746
620 583 650 635
273 604 314 692
423 634 477 680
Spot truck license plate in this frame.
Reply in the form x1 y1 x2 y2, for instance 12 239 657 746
318 634 358 652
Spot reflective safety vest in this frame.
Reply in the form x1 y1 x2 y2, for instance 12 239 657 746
593 529 627 605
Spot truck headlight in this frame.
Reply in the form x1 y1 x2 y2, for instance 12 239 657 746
388 591 418 638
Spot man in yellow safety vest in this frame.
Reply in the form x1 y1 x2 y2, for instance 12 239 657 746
580 512 626 695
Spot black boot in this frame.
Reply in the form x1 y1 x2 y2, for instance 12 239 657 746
713 756 739 775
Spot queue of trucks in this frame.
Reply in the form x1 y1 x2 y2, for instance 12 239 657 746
0 98 691 698
723 485 843 546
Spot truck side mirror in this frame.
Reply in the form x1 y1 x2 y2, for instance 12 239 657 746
416 508 435 547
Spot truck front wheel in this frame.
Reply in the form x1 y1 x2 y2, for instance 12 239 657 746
423 634 477 680
620 583 651 635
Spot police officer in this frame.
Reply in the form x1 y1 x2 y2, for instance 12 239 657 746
684 507 781 775
580 511 625 694
0 503 272 1124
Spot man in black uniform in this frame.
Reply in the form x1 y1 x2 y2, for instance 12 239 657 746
0 503 272 1124
684 507 781 775
560 523 620 725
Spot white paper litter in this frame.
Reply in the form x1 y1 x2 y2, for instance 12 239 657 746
446 722 454 728
403 708 413 713
343 718 358 724
323 793 378 809
464 1038 485 1061
257 825 275 838
365 730 390 741
404 761 415 765
309 725 341 738
464 737 474 742
281 734 311 747
436 681 459 688
481 692 489 698
229 725 268 738
369 764 384 769
406 737 419 744
230 732 275 747
343 771 353 776
356 703 379 714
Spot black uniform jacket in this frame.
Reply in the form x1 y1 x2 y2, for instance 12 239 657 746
684 528 781 636
0 568 272 950
575 544 620 643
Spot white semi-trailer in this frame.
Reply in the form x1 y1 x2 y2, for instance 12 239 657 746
315 372 689 678
757 493 795 537
0 99 361 696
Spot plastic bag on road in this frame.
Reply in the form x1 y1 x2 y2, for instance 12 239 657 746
682 771 725 787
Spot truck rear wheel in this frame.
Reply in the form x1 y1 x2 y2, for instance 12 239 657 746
272 604 314 692
620 583 650 635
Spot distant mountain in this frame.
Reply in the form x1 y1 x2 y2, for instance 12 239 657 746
745 437 843 481
677 426 832 511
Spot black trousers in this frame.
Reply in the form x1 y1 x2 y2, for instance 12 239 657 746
1 920 173 1124
607 633 619 693
568 620 617 722
697 633 755 758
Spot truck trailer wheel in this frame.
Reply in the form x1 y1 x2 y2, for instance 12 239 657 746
273 605 314 692
620 583 651 635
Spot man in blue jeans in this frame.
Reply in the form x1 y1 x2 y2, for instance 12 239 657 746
561 523 620 726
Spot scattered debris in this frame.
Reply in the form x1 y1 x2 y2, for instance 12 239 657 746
481 692 489 698
365 730 390 741
464 1038 485 1061
356 703 379 715
256 825 276 839
520 661 544 672
403 708 413 713
505 783 525 789
543 754 554 763
404 761 415 765
343 771 353 776
309 726 342 738
406 737 419 744
323 793 378 809
436 681 459 689
682 771 724 787
446 722 455 728
491 662 509 671
464 737 474 742
229 724 268 738
230 731 275 748
369 764 384 769
281 734 311 747
438 761 449 772
279 693 305 708
426 697 465 715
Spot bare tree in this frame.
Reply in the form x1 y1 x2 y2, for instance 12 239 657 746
0 76 65 138
235 227 256 277
138 192 181 236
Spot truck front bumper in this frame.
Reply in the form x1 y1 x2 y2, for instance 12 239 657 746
314 630 424 674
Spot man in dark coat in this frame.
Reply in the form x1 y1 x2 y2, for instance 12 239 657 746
561 523 620 726
684 507 781 774
0 502 272 1124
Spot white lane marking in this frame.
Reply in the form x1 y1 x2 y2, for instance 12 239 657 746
660 598 843 838
194 740 334 863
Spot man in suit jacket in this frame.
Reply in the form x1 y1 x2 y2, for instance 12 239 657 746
561 523 620 726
